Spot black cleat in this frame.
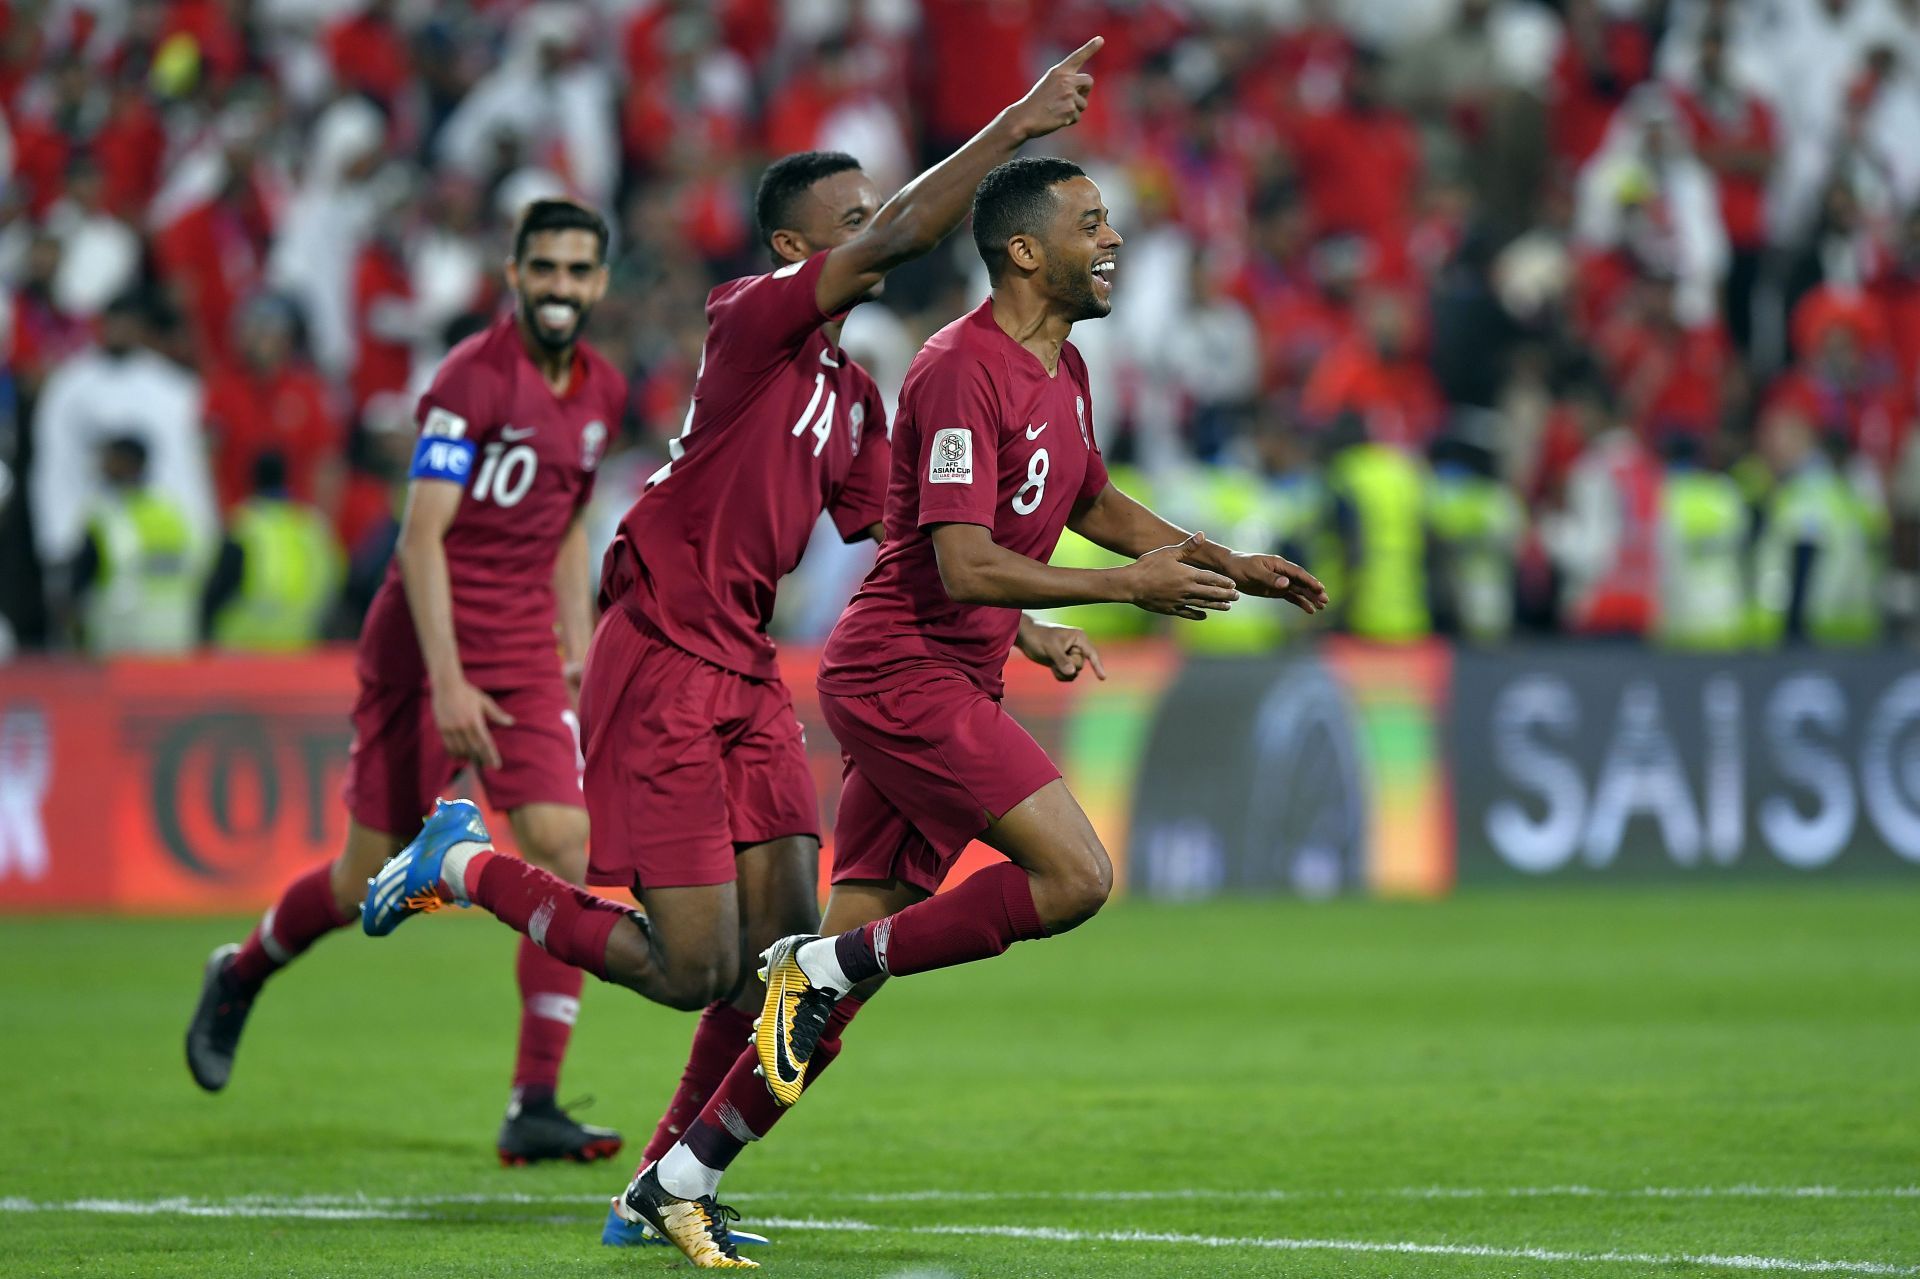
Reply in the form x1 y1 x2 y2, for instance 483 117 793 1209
185 943 255 1093
496 1093 624 1167
610 1163 757 1269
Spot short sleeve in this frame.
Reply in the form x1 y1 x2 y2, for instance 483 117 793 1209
705 251 833 374
911 355 1001 531
829 383 891 541
415 347 501 444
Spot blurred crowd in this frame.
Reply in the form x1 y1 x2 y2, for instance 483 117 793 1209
4 0 1920 661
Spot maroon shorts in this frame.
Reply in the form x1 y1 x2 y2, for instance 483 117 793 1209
343 675 584 837
580 607 818 891
820 670 1061 896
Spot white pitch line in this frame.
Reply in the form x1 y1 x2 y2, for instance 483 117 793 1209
740 1218 1920 1276
8 1185 1919 1211
771 1185 1920 1205
3 1196 1914 1276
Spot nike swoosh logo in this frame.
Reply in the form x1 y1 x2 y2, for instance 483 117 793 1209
1026 422 1048 440
500 426 536 442
819 349 841 368
770 966 802 1084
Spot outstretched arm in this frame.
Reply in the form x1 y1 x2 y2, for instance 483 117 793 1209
1069 482 1329 615
931 522 1238 621
814 37 1104 316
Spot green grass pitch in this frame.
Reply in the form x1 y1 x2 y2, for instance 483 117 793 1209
3 887 1916 1277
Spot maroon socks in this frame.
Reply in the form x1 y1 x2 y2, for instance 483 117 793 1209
826 861 1047 982
511 937 583 1096
655 997 865 1198
638 1002 756 1169
461 852 626 980
229 863 352 991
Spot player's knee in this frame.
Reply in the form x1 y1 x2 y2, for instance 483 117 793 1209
1044 845 1112 933
659 949 739 1011
521 838 588 884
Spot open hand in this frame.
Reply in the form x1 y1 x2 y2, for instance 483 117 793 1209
1192 532 1330 616
1007 37 1102 142
1124 533 1240 622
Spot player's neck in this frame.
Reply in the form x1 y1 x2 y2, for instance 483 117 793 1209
988 291 1070 378
822 318 846 350
516 317 577 395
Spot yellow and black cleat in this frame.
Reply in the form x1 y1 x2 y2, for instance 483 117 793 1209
612 1165 757 1269
754 934 838 1108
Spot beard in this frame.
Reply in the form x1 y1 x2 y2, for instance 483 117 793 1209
521 295 590 351
1045 253 1110 322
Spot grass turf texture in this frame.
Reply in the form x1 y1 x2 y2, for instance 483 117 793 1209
2 887 1915 1278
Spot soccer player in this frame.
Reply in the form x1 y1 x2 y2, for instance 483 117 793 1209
185 199 629 1167
610 155 1329 1267
361 41 1109 1258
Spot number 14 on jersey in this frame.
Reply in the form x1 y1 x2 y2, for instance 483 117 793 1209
791 372 836 459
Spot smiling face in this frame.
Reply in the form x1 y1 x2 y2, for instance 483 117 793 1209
507 228 609 354
1029 175 1122 322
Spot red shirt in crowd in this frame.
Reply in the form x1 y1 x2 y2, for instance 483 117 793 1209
1596 315 1730 440
1672 85 1776 252
350 239 413 414
325 9 412 111
91 87 167 218
153 186 274 367
1287 104 1419 253
204 361 346 512
1549 18 1652 167
1766 366 1912 477
918 0 1038 144
1301 333 1444 449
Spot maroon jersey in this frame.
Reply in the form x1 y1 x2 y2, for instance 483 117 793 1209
360 311 625 687
818 299 1110 699
606 250 890 679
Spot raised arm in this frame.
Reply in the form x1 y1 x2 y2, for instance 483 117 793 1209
813 37 1104 316
1069 482 1330 615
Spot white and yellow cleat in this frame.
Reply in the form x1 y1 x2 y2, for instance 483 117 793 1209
611 1165 758 1269
754 934 839 1108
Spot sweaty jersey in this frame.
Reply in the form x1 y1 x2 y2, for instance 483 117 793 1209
360 311 624 687
604 250 890 680
819 299 1110 699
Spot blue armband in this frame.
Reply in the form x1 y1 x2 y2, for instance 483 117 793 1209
410 436 477 482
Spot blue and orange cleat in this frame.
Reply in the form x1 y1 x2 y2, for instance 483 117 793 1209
361 798 491 937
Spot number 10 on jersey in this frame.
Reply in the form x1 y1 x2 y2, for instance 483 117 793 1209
473 442 537 507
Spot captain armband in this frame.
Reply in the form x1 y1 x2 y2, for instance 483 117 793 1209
410 436 477 482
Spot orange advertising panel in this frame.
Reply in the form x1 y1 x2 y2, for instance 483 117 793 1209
0 646 1172 915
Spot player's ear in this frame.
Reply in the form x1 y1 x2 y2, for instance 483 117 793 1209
503 255 521 294
1005 233 1041 277
768 228 810 267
